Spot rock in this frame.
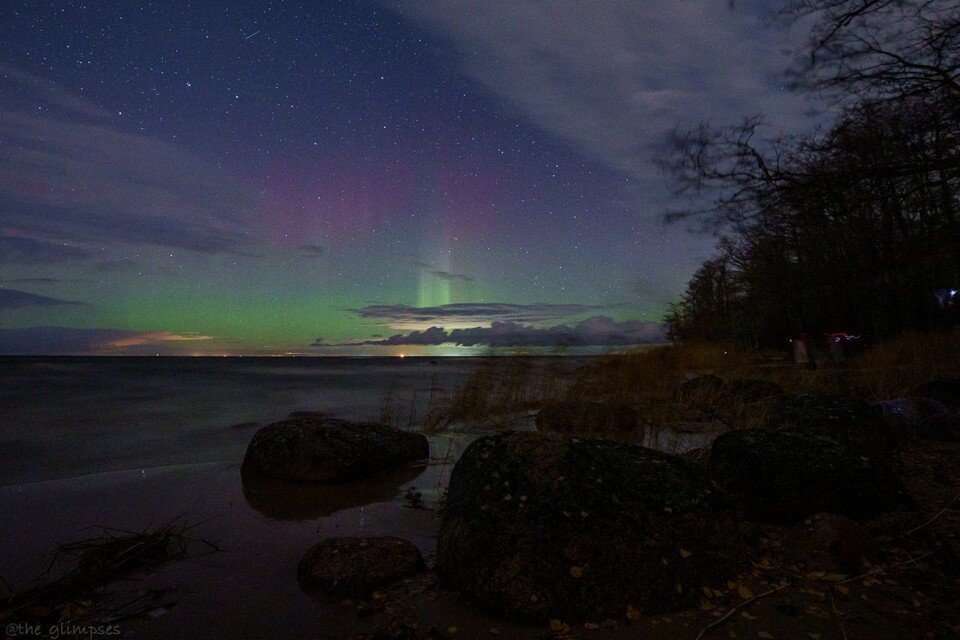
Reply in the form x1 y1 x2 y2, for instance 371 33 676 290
772 393 896 454
710 428 905 525
242 416 429 482
726 379 784 403
872 397 960 442
781 513 874 573
910 378 960 410
437 431 744 622
297 537 425 597
535 400 639 436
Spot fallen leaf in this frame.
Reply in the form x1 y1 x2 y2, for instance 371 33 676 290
570 566 585 578
738 584 755 600
680 548 693 558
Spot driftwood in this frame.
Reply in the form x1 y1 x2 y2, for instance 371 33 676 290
0 518 217 626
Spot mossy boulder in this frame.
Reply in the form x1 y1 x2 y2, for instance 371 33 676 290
297 537 425 597
535 400 639 436
437 432 745 622
242 416 429 482
710 428 904 525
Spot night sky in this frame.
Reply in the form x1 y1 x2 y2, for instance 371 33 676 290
0 1 814 355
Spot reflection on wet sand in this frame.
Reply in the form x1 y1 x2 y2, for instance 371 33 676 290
240 460 427 521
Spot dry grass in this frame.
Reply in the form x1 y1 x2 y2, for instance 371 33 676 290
446 357 567 425
377 331 960 436
840 330 960 399
562 342 786 430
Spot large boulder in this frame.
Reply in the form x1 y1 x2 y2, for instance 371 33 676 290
437 432 744 622
872 397 960 442
242 416 429 482
535 400 638 436
710 429 904 525
780 513 874 573
297 537 425 597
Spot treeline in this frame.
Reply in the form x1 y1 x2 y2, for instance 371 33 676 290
664 0 960 347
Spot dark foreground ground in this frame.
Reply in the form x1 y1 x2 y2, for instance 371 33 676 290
2 434 957 640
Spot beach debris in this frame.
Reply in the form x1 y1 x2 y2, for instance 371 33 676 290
0 519 216 628
403 487 425 509
781 513 875 573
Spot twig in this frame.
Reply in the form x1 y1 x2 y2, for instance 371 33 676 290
902 489 960 537
830 590 849 640
837 552 934 585
694 582 789 640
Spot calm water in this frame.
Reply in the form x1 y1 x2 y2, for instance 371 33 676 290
0 356 510 486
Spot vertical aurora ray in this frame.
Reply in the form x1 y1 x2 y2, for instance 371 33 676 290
416 163 453 309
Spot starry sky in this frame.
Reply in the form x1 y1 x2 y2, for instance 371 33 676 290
0 1 815 355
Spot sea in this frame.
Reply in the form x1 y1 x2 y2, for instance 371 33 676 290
0 355 542 486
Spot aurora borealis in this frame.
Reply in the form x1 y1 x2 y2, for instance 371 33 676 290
0 1 811 355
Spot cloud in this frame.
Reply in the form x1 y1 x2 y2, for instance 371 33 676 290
0 68 261 255
0 326 212 355
316 315 666 347
413 260 475 282
350 302 614 327
0 277 75 284
0 288 82 310
0 236 92 265
391 1 814 180
0 65 113 120
429 269 474 282
298 244 326 258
